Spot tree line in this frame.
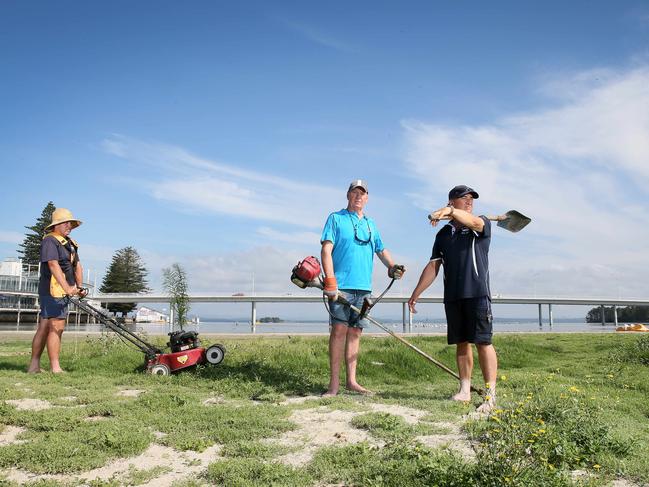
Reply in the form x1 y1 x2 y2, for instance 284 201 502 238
17 202 189 327
586 305 649 323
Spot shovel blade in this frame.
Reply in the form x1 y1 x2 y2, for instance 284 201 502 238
497 210 531 233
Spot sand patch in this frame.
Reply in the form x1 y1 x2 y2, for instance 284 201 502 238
5 398 52 411
3 443 222 486
0 425 27 445
117 389 144 397
202 396 226 405
60 396 77 402
270 407 380 466
367 403 428 425
279 395 321 405
270 399 476 466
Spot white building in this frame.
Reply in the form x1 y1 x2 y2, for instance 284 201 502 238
136 306 168 323
0 258 23 277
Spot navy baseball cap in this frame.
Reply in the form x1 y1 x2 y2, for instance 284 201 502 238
448 185 479 199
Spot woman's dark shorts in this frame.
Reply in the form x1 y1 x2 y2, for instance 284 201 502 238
329 289 371 329
40 295 68 319
444 296 493 345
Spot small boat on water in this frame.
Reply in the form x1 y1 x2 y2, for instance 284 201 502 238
616 323 649 332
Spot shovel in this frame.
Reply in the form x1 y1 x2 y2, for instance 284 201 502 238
428 209 531 233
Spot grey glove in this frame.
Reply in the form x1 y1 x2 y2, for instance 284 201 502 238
388 264 405 279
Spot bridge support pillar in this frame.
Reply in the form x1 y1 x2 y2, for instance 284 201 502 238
613 305 618 327
251 301 257 333
548 303 553 328
538 304 543 328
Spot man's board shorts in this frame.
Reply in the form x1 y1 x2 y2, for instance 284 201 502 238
444 296 493 345
329 289 371 329
40 295 68 319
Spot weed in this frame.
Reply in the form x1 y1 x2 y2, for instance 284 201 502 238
220 440 295 459
351 412 436 442
204 458 311 486
609 334 649 366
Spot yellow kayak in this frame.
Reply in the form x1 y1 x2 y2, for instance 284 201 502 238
616 323 649 332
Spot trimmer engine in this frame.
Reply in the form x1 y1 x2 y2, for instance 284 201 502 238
290 256 322 288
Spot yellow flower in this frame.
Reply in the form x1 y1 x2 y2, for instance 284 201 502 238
569 386 580 393
593 464 601 470
606 374 614 378
500 375 507 381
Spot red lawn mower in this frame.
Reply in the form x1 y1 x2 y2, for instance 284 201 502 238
69 296 225 375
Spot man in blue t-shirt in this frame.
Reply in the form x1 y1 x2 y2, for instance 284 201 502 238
320 179 404 396
408 185 498 413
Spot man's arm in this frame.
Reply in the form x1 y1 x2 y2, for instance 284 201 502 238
408 259 442 313
376 249 394 269
75 261 83 288
429 206 484 232
321 241 337 299
321 241 334 278
47 260 78 295
377 249 406 279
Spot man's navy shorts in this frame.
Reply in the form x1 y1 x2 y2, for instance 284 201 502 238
40 295 68 319
444 296 493 345
329 289 371 329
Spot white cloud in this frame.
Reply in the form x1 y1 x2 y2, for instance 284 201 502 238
402 66 649 298
0 231 23 244
256 226 321 246
278 18 358 53
101 135 340 229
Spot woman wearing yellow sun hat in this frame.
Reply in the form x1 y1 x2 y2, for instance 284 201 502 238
28 208 86 374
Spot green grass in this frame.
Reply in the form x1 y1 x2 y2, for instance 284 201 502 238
0 333 648 486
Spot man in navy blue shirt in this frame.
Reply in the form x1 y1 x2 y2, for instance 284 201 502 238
408 185 497 412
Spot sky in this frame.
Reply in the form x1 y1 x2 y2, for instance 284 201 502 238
1 1 648 320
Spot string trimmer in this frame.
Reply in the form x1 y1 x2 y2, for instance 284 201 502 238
291 257 485 396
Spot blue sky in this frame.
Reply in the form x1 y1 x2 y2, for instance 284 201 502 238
2 1 649 319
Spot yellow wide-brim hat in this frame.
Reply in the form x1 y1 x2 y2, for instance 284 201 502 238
45 208 82 231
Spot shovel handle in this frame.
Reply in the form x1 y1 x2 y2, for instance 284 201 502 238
428 213 505 222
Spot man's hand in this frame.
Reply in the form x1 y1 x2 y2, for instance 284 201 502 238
323 276 338 302
66 285 79 296
78 287 89 298
408 295 418 314
429 205 454 227
388 264 406 279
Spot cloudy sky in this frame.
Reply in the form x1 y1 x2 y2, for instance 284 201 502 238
1 1 648 319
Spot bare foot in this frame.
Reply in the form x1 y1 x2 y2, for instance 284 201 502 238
346 384 374 395
452 391 471 402
321 389 338 397
51 368 66 374
476 401 495 414
26 367 42 374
